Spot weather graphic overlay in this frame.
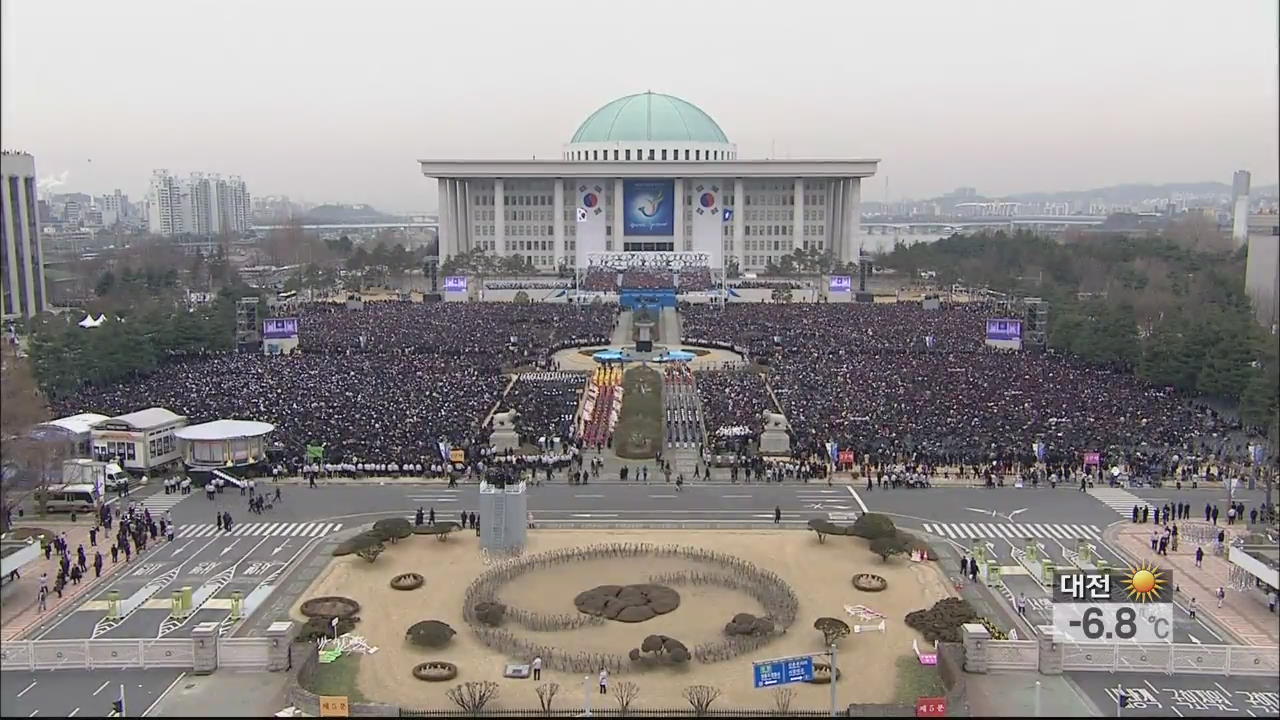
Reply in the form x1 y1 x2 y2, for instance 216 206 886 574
1052 563 1174 644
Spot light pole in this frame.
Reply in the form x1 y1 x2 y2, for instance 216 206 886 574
828 644 839 717
1034 679 1041 717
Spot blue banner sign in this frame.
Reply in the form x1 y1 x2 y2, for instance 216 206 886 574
444 276 468 292
829 275 852 292
624 179 675 236
986 318 1022 341
753 655 814 688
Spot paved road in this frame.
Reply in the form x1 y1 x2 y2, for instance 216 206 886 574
1070 671 1279 717
0 668 183 717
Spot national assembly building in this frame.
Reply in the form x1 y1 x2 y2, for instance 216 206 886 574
420 92 878 276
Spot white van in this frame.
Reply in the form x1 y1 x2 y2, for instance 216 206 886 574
104 463 131 491
39 484 99 514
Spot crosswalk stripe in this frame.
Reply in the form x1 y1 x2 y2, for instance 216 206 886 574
921 522 1107 541
174 522 342 539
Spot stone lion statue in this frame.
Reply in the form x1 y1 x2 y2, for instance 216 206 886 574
761 411 789 431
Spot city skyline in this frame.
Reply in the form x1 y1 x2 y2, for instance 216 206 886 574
3 0 1277 213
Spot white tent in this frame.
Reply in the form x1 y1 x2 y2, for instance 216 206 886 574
78 314 96 328
95 314 108 325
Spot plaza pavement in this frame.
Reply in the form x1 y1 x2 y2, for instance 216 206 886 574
1 519 135 642
1105 521 1278 646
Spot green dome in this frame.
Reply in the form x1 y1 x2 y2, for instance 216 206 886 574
570 92 729 144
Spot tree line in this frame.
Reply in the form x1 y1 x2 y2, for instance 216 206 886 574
878 227 1279 437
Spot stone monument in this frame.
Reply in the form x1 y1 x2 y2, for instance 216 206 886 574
759 411 792 455
491 409 520 452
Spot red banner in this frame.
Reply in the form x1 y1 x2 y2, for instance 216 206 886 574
916 696 947 717
1083 452 1101 466
838 450 856 465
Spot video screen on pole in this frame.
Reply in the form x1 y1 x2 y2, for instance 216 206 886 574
986 319 1022 341
444 276 468 292
829 276 852 292
262 317 299 339
623 179 674 236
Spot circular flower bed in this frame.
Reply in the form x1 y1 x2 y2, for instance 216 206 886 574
390 572 424 591
851 573 887 592
299 596 360 619
412 661 458 682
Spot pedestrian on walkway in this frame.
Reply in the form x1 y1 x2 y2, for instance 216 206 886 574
93 552 103 578
39 572 48 594
1131 505 1139 523
1227 507 1236 525
415 507 424 526
1205 503 1212 521
1250 508 1258 525
216 513 224 530
1195 546 1203 567
774 506 782 524
1212 506 1219 525
37 586 48 612
309 474 317 488
1151 530 1159 552
274 486 282 503
428 507 435 525
1216 587 1225 608
89 527 97 547
1017 593 1027 617
531 655 542 680
70 565 82 585
598 668 608 694
111 545 119 564
1189 597 1197 620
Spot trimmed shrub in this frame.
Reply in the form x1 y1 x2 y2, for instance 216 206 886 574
851 513 896 540
406 620 456 648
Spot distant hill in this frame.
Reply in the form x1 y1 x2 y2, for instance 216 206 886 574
301 204 404 224
1007 182 1235 204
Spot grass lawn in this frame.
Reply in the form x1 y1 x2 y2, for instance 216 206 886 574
306 652 366 703
613 365 664 459
892 654 945 705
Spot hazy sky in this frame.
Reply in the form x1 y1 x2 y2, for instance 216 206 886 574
3 0 1277 212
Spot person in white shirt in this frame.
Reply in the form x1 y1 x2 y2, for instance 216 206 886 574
531 655 542 680
598 668 608 694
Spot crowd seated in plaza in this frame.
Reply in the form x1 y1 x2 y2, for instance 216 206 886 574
55 302 616 466
496 372 586 446
680 303 1223 471
694 370 770 450
729 279 806 290
620 267 675 289
580 267 618 292
484 280 573 290
675 265 714 291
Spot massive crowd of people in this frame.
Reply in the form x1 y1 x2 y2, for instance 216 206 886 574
496 372 585 446
694 370 771 450
578 265 715 292
681 302 1225 468
55 301 616 465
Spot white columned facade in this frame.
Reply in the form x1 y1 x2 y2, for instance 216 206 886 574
792 178 805 252
673 177 685 251
552 179 565 267
23 178 46 311
612 178 624 252
437 178 453 260
733 178 745 269
1 179 20 316
829 178 843 261
848 178 861 261
494 179 506 256
454 180 469 255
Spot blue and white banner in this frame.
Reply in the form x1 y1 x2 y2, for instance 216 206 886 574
575 182 607 269
691 181 724 269
623 179 674 236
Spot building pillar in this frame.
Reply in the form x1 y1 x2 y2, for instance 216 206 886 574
15 176 38 315
733 178 745 270
453 179 468 256
612 178 624 253
494 178 506 257
1 178 20 316
961 623 990 674
829 179 843 262
792 178 805 252
674 177 685 251
22 178 46 313
848 178 862 262
437 178 453 262
552 179 565 269
191 621 219 675
266 620 297 672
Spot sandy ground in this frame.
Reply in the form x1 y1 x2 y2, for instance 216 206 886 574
291 530 953 712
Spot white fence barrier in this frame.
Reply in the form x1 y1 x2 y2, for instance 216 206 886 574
986 639 1038 670
1 639 195 671
217 637 271 669
1060 641 1280 677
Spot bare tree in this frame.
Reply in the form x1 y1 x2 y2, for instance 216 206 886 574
771 687 795 714
682 685 722 716
613 680 640 714
446 681 500 714
0 348 54 530
534 682 560 713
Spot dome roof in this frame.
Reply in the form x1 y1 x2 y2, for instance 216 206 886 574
570 92 729 144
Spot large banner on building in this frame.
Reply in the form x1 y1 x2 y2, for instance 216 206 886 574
690 181 724 269
586 252 710 270
575 182 608 268
623 179 674 236
985 319 1022 341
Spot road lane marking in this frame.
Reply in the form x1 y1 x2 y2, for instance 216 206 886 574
721 494 752 498
648 494 677 498
93 681 110 696
844 486 869 513
17 681 36 697
574 494 605 498
570 513 618 517
67 709 79 717
143 672 186 717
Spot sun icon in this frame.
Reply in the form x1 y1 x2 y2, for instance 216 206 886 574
1122 562 1168 602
